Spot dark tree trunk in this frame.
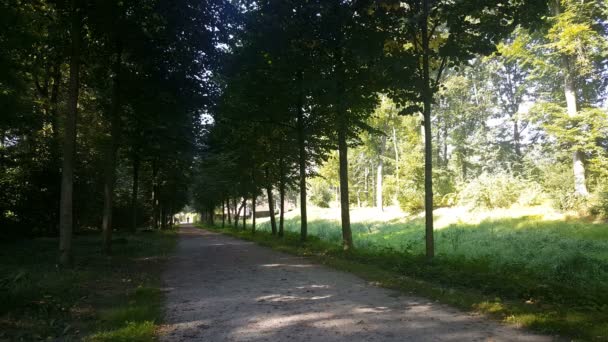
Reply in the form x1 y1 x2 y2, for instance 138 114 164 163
242 198 246 229
227 198 231 224
233 198 240 229
338 122 353 250
267 186 277 235
222 201 225 227
102 41 122 254
421 0 435 259
59 0 82 266
265 168 277 235
278 159 286 238
160 206 167 230
130 155 139 232
251 196 256 233
296 71 308 242
334 13 353 251
152 161 159 229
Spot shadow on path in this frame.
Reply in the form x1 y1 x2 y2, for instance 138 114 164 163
159 225 557 342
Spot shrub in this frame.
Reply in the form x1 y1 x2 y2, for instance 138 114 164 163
397 186 425 214
589 185 608 218
458 172 543 209
309 179 333 208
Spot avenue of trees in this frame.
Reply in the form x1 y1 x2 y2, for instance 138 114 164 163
0 0 232 264
193 0 607 258
1 0 607 262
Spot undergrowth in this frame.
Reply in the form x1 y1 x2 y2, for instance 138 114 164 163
0 230 176 341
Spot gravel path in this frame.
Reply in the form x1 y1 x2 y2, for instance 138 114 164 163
160 225 557 342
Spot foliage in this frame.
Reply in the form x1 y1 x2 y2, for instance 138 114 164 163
309 178 333 208
458 172 544 209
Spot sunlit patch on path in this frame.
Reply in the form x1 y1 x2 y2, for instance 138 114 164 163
159 225 557 341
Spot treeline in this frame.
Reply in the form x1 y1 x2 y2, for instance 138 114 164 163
191 0 606 258
0 0 231 263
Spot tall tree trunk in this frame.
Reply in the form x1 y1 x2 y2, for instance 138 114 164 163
59 0 82 266
333 5 353 250
49 58 62 236
392 126 400 190
278 159 286 238
130 154 139 232
209 206 215 226
152 161 159 229
102 41 122 254
242 198 246 229
233 198 239 229
513 119 521 158
234 199 241 229
227 198 231 224
376 158 383 210
266 184 277 235
222 201 225 227
421 0 435 259
296 71 308 242
376 135 386 211
251 196 256 233
338 122 353 250
550 0 588 197
564 61 588 196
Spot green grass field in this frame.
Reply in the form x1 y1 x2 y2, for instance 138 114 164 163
212 206 608 340
0 230 176 341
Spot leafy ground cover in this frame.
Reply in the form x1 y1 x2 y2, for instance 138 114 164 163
205 206 608 341
0 230 176 341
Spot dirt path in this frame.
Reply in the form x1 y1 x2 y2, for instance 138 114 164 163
160 225 557 341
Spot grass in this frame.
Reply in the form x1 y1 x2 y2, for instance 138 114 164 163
0 229 176 341
203 207 608 341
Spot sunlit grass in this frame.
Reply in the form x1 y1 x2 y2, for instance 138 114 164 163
233 205 608 340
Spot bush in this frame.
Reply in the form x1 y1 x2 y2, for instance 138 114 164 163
309 179 333 208
458 172 543 209
397 186 425 214
589 185 608 218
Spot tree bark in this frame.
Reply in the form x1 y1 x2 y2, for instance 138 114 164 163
222 201 225 227
227 198 231 224
233 198 239 228
550 0 588 197
266 184 277 235
376 135 386 211
333 4 353 250
251 195 256 233
102 41 122 254
338 122 353 250
278 158 286 238
392 126 400 189
296 71 308 242
421 0 435 259
564 61 588 196
152 161 159 229
242 198 246 229
130 154 139 232
59 0 82 266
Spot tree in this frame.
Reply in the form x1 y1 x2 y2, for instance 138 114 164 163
59 0 83 266
382 0 546 258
